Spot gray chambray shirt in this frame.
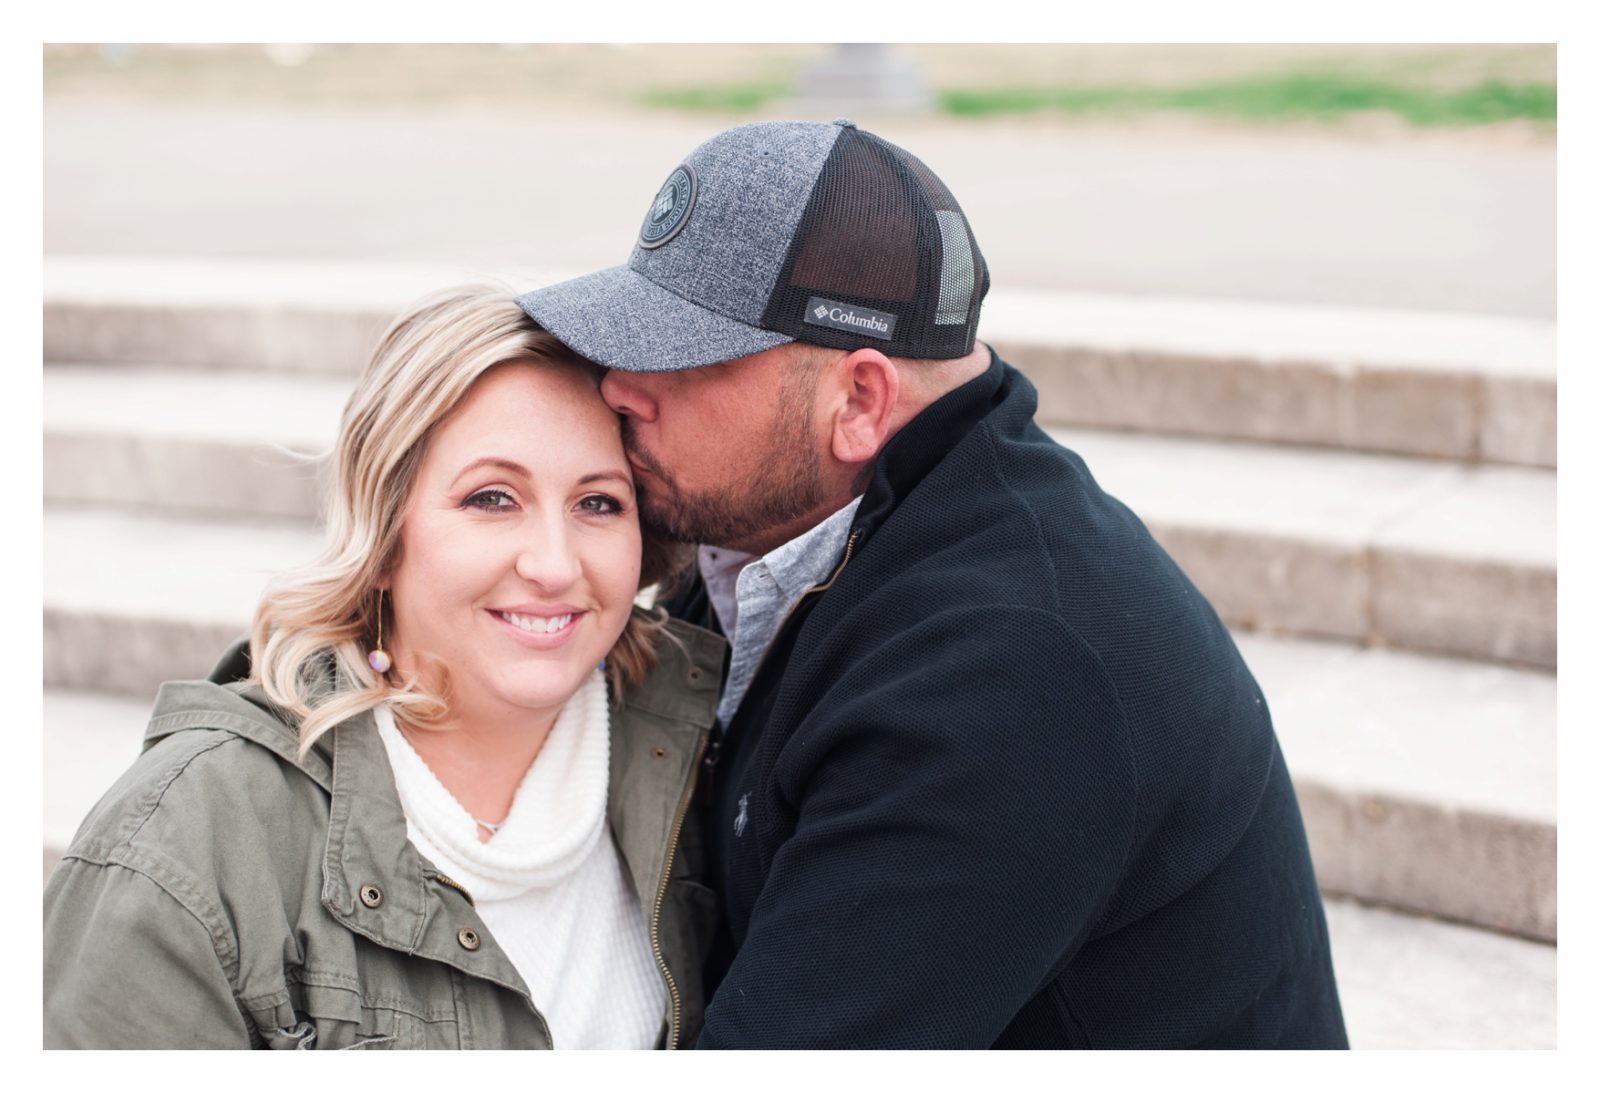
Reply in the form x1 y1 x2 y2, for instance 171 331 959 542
698 497 862 727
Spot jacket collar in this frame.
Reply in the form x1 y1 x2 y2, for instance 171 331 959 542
852 345 1020 545
141 623 726 1000
316 709 544 998
143 643 530 990
143 654 333 789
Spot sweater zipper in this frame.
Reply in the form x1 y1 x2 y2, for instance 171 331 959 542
652 729 710 1049
701 529 860 798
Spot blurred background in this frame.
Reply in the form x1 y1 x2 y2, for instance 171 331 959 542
41 43 1556 1049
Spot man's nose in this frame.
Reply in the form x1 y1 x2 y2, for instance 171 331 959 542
600 369 658 422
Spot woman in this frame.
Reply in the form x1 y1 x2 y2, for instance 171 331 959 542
42 286 724 1049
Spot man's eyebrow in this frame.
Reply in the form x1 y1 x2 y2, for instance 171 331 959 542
450 456 530 486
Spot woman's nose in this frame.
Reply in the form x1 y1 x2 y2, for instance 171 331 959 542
514 521 581 590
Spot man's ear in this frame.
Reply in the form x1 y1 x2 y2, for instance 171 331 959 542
828 348 899 465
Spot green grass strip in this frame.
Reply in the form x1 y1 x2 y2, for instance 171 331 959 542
640 83 788 112
636 73 1554 127
940 75 1556 126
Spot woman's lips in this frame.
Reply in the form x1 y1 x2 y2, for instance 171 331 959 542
489 608 585 649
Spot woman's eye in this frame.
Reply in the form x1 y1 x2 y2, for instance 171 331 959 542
578 493 624 516
464 488 517 511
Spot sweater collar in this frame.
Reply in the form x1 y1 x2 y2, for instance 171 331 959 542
374 671 612 900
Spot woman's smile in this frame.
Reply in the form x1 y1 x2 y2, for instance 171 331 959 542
490 606 587 647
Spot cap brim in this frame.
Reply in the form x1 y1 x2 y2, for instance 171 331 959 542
516 266 792 373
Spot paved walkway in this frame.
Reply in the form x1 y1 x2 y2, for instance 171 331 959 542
43 100 1554 318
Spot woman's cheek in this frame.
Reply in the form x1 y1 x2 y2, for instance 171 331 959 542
607 531 644 617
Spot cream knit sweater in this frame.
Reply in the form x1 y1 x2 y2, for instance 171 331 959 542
374 672 668 1048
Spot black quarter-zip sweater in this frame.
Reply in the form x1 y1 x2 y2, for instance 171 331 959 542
666 349 1348 1049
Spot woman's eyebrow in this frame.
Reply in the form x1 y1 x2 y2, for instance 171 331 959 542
450 456 530 486
577 470 634 488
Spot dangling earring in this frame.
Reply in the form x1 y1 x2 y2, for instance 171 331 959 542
368 589 393 674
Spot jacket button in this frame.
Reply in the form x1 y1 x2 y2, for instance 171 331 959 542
457 927 481 951
359 884 383 908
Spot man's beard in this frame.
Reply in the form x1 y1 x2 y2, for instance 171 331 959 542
622 371 828 550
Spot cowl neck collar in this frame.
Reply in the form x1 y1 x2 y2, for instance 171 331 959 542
374 671 611 901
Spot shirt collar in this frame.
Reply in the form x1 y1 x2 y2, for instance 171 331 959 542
697 496 862 638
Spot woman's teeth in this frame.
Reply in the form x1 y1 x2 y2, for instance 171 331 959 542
499 611 574 634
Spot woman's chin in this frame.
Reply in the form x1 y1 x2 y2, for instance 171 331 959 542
484 662 603 718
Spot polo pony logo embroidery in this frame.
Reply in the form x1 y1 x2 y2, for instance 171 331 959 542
734 793 750 838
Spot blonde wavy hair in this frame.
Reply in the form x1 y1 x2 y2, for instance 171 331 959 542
250 284 684 755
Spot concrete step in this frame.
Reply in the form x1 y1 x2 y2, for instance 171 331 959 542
41 504 1554 938
1054 427 1555 669
43 506 323 696
44 256 1555 467
45 367 1555 668
990 287 1555 469
44 364 350 519
40 687 1555 1047
1239 633 1554 941
1321 898 1554 1049
43 689 149 879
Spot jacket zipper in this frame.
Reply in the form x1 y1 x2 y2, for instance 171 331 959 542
652 729 710 1049
700 529 860 799
810 528 860 597
431 872 475 907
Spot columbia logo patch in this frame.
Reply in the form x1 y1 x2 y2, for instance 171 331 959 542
639 164 697 249
803 295 897 341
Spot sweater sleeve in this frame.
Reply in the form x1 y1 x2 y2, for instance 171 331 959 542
697 606 1140 1048
44 855 255 1048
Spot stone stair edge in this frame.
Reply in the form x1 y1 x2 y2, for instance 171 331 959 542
45 254 1554 377
43 256 1558 469
36 359 1563 486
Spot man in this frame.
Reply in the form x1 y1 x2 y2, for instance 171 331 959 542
517 119 1347 1049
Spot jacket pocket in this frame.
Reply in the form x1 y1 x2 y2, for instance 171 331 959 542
252 980 420 1049
256 1016 406 1050
256 1019 318 1050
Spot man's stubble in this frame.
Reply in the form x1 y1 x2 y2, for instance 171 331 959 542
622 364 828 551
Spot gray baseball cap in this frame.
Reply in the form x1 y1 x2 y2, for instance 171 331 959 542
516 119 989 373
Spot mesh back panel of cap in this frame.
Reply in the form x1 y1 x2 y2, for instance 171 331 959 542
760 127 988 359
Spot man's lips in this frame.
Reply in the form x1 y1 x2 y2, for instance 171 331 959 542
620 422 671 483
625 444 675 490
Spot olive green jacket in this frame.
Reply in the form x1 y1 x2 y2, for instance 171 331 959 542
43 620 726 1049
